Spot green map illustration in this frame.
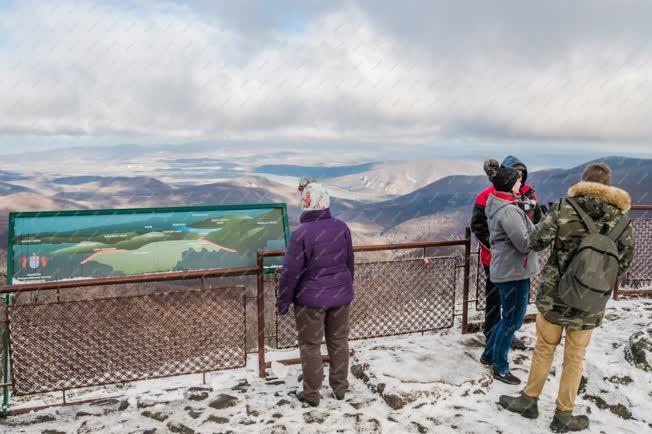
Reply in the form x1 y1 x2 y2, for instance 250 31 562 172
10 205 288 283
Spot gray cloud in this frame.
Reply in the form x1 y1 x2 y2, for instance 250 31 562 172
357 1 652 60
0 0 651 150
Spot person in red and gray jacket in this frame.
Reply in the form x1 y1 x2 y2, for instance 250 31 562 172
471 155 543 349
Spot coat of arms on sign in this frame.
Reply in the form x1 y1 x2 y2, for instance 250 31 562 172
29 253 40 270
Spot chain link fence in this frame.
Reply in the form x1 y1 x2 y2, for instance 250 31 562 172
7 284 247 396
2 214 650 402
620 217 652 292
274 256 458 349
472 214 652 312
474 247 551 311
0 296 7 395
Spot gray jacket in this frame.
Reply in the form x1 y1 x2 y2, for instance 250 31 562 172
486 194 540 283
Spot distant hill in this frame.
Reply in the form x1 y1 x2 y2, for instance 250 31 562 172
342 156 652 229
0 170 28 182
53 176 173 189
528 156 651 205
52 176 109 185
0 182 32 196
1 156 649 267
53 176 176 206
326 159 482 198
0 192 86 256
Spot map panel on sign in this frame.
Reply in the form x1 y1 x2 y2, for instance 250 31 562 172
9 204 288 284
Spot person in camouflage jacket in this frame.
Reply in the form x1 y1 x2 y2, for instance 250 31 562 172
498 163 635 433
531 177 634 330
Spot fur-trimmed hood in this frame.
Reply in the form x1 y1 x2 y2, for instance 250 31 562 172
567 182 631 211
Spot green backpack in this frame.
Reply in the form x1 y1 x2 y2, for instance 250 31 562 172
558 198 631 314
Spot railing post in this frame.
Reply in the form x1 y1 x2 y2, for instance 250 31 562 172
613 280 620 301
462 227 471 335
256 252 266 379
2 294 12 417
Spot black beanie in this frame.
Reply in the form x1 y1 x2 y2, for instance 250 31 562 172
492 166 519 192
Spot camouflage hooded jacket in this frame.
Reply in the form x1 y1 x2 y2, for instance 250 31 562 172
529 181 635 330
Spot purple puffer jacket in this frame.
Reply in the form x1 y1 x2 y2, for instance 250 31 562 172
277 208 354 315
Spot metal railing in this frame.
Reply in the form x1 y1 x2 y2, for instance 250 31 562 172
0 203 650 413
0 267 256 415
274 256 458 349
616 205 652 298
474 247 551 311
255 231 472 378
471 205 652 325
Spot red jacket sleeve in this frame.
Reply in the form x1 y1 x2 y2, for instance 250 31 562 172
471 187 492 249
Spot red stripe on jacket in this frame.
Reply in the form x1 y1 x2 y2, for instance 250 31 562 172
472 184 536 267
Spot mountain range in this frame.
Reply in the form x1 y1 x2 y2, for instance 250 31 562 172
340 156 652 231
0 154 650 274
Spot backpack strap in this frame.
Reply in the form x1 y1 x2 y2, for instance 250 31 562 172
565 198 597 234
608 214 632 242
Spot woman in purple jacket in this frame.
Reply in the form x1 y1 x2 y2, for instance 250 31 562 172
278 180 355 407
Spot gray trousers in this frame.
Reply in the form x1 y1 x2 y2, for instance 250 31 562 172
295 304 351 401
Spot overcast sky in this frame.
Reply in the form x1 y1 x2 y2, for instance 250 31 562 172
1 0 651 157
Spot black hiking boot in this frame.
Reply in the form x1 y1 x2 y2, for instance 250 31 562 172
499 392 539 419
493 370 521 385
334 391 346 401
550 410 590 433
296 391 319 407
480 356 493 366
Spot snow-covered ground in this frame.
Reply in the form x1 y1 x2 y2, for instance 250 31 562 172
1 298 650 434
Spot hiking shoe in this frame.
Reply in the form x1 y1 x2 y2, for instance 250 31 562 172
550 410 590 433
334 392 346 401
296 391 319 407
480 356 493 366
493 370 521 385
511 336 527 350
499 392 539 419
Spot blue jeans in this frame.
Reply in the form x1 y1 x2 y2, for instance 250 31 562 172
481 279 530 374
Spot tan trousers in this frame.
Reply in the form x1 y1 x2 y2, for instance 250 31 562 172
523 313 593 411
295 304 351 402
